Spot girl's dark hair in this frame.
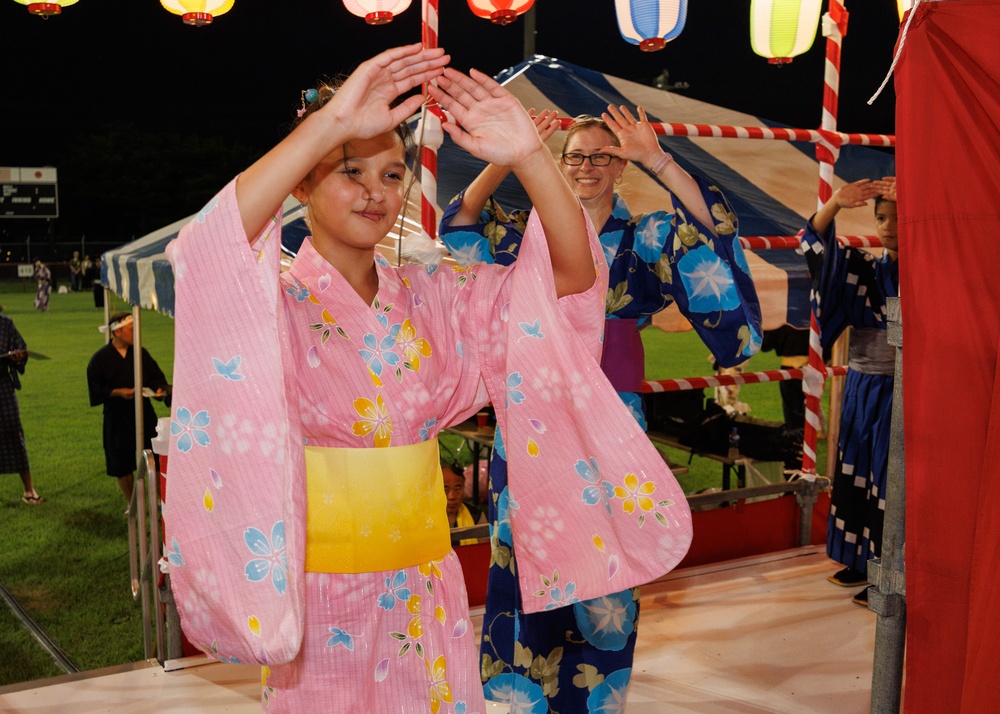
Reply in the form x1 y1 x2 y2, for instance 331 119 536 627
292 78 417 163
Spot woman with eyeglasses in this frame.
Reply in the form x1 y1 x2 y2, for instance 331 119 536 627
440 105 762 711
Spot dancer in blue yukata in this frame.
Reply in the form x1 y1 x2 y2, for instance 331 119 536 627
440 106 762 711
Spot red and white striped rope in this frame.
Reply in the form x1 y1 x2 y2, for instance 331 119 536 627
641 366 848 394
553 117 893 147
740 235 882 250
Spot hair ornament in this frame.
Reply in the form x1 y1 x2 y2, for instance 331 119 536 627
297 88 321 118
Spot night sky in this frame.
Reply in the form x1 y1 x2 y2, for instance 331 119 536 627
0 0 900 245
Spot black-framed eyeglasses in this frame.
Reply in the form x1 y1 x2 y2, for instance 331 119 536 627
561 152 616 167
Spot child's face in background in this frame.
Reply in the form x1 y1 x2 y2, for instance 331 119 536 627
876 200 898 253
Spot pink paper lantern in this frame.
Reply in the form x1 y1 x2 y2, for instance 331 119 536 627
343 0 412 24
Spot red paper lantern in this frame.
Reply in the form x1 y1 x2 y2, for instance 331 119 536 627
466 0 534 26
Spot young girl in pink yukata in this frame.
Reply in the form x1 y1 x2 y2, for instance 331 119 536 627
164 44 693 713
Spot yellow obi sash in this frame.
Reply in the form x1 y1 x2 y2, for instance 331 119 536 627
304 440 450 574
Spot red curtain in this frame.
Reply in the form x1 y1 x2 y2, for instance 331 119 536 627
896 1 1000 710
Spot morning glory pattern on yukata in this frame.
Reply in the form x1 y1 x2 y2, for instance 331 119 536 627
440 178 761 712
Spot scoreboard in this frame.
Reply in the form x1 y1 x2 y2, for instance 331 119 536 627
0 167 59 219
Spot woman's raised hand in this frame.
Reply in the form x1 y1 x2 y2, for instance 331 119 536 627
602 105 663 167
428 68 546 168
323 43 448 141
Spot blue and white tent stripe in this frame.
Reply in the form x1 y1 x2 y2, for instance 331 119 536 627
101 197 307 317
102 56 893 329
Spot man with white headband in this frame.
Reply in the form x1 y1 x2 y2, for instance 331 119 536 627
86 312 171 505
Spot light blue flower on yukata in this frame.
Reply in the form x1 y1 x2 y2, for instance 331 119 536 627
578 456 615 515
573 589 637 651
483 673 547 714
171 407 211 453
376 571 411 611
586 667 632 713
677 245 739 313
244 521 288 596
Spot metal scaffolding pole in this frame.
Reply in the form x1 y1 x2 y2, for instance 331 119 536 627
868 296 906 712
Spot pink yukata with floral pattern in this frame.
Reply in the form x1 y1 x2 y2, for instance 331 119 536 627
164 178 694 713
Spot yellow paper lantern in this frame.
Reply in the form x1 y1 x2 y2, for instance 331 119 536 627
343 0 412 25
897 0 913 21
13 0 78 17
750 0 823 65
160 0 235 27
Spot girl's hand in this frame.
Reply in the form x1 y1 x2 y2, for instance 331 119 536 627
321 43 448 141
529 108 562 143
429 68 546 168
602 105 663 167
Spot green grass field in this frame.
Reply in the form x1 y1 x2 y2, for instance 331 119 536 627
0 288 828 687
1 290 174 686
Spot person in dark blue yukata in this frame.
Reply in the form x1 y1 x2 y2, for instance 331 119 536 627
439 105 762 711
800 177 897 607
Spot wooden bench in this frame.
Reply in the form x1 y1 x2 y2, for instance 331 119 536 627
646 431 747 491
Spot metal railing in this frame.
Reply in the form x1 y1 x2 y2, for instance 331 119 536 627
127 449 171 665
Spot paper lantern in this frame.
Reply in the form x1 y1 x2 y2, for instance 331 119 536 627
750 0 822 65
466 0 534 26
897 0 913 20
614 0 687 52
160 0 235 26
343 0 411 24
13 0 78 17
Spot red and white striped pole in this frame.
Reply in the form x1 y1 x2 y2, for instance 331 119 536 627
419 0 446 243
799 0 849 478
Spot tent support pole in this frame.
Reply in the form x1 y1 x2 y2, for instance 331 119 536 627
868 297 906 712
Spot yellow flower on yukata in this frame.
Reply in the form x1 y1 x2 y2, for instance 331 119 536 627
426 655 453 713
352 394 392 447
392 318 432 371
614 473 656 514
419 558 444 580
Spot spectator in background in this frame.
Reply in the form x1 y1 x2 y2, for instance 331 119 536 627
86 312 170 504
1 310 42 504
443 461 485 546
69 251 82 292
80 254 94 289
91 258 104 308
33 259 51 312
